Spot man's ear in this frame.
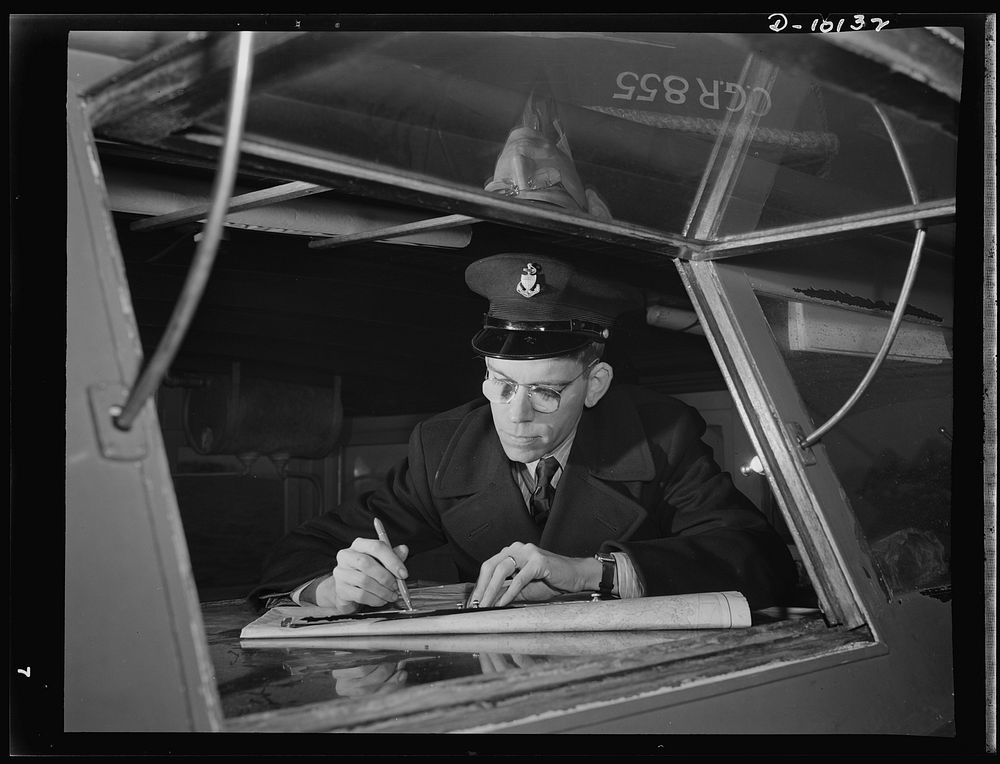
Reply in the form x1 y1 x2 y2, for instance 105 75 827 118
584 362 614 408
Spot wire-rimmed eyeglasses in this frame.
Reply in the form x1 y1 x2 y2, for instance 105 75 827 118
481 361 596 414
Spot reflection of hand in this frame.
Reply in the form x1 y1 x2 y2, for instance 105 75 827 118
331 661 407 697
469 542 599 608
313 537 410 612
477 652 540 674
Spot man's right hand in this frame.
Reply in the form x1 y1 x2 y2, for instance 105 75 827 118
307 537 409 612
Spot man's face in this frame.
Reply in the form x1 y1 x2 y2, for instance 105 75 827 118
484 355 591 464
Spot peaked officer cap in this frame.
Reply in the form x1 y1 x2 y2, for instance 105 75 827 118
466 254 644 359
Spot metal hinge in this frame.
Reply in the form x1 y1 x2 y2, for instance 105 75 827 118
786 421 817 466
87 382 148 461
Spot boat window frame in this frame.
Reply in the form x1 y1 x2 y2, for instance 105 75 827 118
67 28 968 730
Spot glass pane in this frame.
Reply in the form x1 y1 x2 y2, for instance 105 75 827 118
234 31 743 233
717 47 959 236
197 30 959 242
743 232 953 595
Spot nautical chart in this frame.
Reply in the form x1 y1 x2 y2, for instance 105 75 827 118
241 583 751 639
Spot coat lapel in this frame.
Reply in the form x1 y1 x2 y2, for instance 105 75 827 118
432 387 655 562
541 387 656 554
433 405 540 561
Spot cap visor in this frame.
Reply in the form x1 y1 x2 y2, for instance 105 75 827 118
471 328 591 360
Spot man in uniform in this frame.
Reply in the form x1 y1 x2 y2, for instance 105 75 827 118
250 253 797 613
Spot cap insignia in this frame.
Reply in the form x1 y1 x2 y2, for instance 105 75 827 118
516 262 542 298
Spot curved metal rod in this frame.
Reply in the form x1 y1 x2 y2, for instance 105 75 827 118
114 31 256 431
873 105 924 210
799 228 927 449
799 103 925 449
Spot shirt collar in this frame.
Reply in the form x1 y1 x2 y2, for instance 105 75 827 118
523 427 577 480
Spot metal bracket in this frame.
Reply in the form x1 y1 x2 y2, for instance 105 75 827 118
87 382 148 461
786 421 817 466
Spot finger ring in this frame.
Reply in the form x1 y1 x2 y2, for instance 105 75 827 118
507 555 518 570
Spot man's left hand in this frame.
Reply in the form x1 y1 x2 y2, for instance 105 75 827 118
468 542 601 608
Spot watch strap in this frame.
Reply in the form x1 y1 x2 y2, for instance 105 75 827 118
594 552 616 594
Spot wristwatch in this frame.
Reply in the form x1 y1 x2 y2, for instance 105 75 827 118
594 551 616 595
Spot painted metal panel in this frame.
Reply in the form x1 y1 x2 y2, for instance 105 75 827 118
480 595 953 735
65 86 222 731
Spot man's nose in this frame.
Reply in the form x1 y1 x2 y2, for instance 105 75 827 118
507 386 535 422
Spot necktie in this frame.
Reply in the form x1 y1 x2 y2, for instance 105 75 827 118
529 456 560 526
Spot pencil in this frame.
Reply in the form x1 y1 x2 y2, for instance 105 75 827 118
373 517 414 611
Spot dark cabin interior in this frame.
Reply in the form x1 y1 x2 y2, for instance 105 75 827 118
68 27 959 603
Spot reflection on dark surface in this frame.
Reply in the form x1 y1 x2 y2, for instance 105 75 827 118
220 31 956 236
204 595 592 717
210 639 562 716
203 600 816 719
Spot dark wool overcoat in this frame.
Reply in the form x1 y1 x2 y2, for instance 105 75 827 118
251 384 798 610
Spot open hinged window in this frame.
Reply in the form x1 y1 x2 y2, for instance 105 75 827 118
63 23 971 733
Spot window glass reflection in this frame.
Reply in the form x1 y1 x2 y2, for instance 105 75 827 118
228 31 958 241
715 52 958 235
749 236 953 593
